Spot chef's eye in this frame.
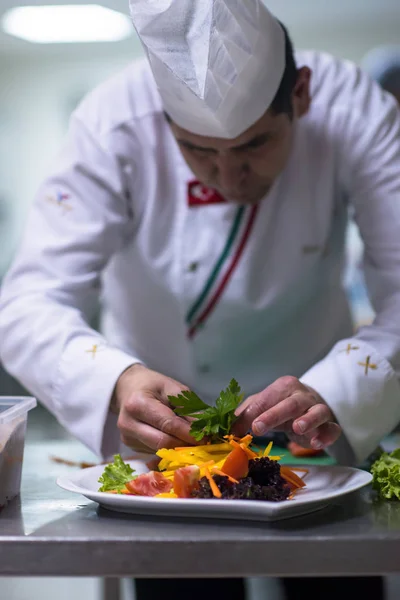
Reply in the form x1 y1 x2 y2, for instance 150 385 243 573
179 141 217 156
235 135 272 154
194 147 218 156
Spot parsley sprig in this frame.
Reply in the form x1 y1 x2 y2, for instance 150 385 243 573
168 379 244 442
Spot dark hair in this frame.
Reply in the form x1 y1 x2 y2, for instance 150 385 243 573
165 22 298 125
269 23 298 119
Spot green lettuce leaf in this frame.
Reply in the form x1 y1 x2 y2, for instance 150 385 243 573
371 448 400 500
98 454 136 492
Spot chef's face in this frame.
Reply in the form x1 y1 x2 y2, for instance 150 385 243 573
169 67 312 205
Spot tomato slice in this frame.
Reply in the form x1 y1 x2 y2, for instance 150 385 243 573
173 465 200 498
126 472 173 497
221 446 249 480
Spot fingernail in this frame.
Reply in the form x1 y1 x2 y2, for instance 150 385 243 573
296 420 306 434
312 439 324 449
253 422 266 436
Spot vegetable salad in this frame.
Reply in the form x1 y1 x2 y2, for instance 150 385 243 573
98 435 307 501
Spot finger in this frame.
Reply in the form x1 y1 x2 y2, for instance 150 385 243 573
310 422 341 449
233 376 301 435
120 438 157 454
252 391 316 436
232 394 260 437
233 416 295 439
160 384 197 424
268 419 295 434
120 420 188 452
234 393 258 417
235 376 301 417
163 380 190 406
134 395 197 445
233 391 288 437
292 403 333 436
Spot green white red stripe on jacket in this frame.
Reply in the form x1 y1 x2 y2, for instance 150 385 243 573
186 205 259 338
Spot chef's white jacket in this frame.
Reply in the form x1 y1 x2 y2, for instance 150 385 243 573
1 51 400 465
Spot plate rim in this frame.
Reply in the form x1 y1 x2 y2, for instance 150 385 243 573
56 461 373 513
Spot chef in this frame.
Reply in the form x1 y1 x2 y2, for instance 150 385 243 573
0 1 398 596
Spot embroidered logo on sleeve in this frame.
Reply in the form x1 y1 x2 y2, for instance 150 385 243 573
45 191 73 214
358 355 378 375
340 344 360 355
85 344 103 359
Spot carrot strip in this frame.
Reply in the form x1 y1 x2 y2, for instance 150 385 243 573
212 468 239 484
239 435 253 445
292 468 309 474
229 440 241 449
239 443 258 459
229 439 258 459
281 473 303 489
282 473 305 489
280 467 306 488
204 467 222 498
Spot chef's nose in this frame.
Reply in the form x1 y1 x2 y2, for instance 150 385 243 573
215 153 249 190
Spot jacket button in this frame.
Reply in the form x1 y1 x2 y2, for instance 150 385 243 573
188 262 199 273
199 364 210 374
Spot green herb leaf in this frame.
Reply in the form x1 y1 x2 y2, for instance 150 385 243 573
168 379 244 442
98 454 136 492
371 448 400 500
216 379 244 416
168 390 209 416
190 419 211 441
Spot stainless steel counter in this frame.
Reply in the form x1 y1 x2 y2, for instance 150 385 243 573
1 438 400 578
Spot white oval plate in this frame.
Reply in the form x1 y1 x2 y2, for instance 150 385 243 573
57 455 372 522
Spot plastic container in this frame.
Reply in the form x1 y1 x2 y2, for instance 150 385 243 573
0 396 37 508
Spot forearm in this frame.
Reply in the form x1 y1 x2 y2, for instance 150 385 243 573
0 265 137 457
300 336 400 465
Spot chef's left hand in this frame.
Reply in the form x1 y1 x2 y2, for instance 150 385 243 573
232 376 341 450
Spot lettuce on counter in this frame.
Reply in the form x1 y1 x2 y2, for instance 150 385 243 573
371 449 400 500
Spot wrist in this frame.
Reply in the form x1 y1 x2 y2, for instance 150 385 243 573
304 383 323 403
304 383 338 424
110 362 146 415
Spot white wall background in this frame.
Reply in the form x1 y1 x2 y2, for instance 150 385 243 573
0 50 140 271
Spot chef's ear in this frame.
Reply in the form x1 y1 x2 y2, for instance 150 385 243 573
292 67 312 118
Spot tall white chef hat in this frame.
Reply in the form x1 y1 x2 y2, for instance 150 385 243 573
129 0 286 138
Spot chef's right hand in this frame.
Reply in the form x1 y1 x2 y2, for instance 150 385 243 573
111 364 197 452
